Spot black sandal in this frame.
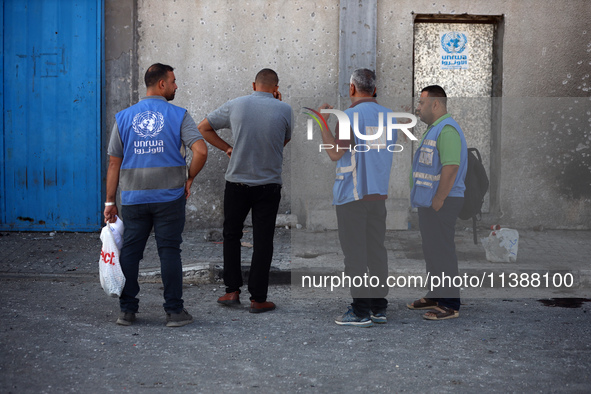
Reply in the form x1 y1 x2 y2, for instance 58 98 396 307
407 298 438 310
422 306 459 320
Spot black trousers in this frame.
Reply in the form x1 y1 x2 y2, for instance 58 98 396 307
418 197 463 311
222 181 281 303
336 199 389 318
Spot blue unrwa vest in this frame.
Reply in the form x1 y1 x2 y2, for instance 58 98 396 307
333 101 396 205
115 97 187 205
410 116 467 208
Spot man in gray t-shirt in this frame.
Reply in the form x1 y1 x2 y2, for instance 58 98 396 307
198 68 292 313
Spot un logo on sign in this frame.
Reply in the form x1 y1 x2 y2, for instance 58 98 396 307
441 32 468 54
132 111 164 138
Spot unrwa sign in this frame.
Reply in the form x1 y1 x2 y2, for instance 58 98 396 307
440 31 470 70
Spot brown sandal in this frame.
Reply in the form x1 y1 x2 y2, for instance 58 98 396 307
422 306 459 320
407 298 438 310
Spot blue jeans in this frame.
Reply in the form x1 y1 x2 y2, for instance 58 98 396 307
222 181 281 302
418 197 464 311
119 197 186 313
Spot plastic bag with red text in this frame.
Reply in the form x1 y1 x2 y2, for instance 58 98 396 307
98 217 126 297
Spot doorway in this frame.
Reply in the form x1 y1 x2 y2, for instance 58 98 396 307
413 14 504 214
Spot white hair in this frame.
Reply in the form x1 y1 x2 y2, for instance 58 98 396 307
350 68 376 94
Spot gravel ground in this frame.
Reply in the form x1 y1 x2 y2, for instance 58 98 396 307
1 279 590 393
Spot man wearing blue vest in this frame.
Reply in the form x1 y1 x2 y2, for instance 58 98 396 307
198 69 292 313
318 68 396 327
104 63 207 327
407 85 467 320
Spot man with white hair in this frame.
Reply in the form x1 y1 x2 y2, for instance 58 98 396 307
318 68 397 327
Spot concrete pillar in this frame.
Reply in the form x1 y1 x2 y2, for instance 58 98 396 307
338 0 377 97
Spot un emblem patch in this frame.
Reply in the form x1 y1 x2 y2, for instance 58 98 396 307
441 32 468 54
132 111 164 138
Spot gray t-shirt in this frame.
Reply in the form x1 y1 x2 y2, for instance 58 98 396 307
108 96 203 158
206 91 292 186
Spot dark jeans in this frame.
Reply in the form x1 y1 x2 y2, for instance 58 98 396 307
418 197 464 311
119 196 186 314
223 181 281 303
336 200 389 318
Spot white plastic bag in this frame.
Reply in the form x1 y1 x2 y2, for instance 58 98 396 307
481 228 519 263
99 217 126 297
109 215 125 250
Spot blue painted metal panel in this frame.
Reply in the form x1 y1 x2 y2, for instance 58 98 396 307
0 1 4 226
1 0 103 231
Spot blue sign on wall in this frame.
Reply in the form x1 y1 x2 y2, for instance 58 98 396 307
1 0 104 231
440 31 470 70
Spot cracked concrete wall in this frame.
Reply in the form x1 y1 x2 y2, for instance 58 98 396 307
105 0 591 229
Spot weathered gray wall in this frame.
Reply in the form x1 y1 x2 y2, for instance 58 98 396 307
104 0 137 146
104 0 137 214
134 0 341 228
494 1 591 229
105 0 591 230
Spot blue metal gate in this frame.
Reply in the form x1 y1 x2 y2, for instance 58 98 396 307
1 0 104 231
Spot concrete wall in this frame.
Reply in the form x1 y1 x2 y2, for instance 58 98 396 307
105 0 591 230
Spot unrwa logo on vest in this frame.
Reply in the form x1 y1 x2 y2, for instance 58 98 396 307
133 111 164 138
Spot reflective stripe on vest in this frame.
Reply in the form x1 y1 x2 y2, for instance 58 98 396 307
413 171 441 182
336 150 359 201
120 166 187 191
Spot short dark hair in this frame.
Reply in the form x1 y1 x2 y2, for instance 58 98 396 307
145 63 174 88
351 68 376 94
255 68 279 87
421 85 447 107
